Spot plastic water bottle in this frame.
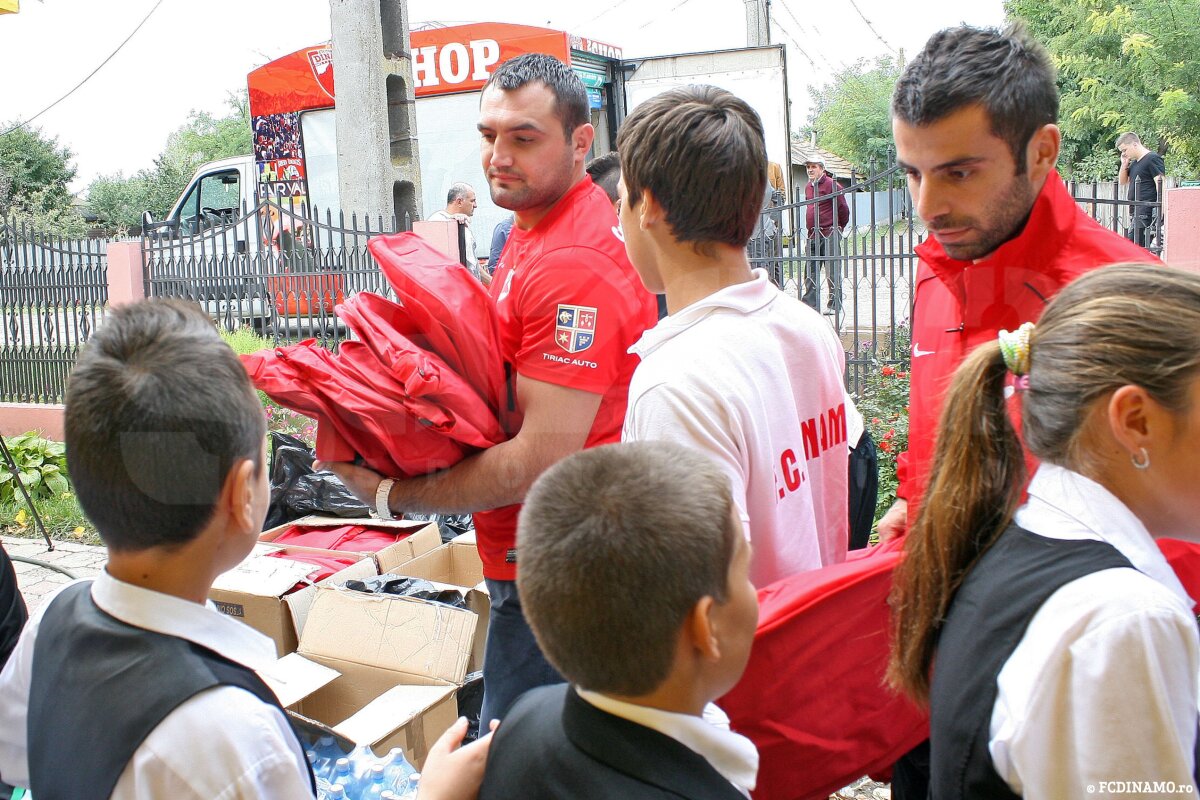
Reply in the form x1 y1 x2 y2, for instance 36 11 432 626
313 735 345 774
320 785 347 800
347 743 381 781
381 747 416 791
397 773 421 800
308 749 332 781
329 757 359 797
360 764 390 800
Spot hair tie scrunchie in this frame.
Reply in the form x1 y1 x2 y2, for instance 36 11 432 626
998 322 1035 376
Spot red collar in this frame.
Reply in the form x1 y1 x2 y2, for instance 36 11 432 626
915 171 1078 305
512 175 595 237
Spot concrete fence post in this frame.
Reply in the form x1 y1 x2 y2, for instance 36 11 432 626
105 241 146 306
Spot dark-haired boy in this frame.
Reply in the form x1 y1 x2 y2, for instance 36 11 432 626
617 85 852 587
0 300 316 798
480 441 759 799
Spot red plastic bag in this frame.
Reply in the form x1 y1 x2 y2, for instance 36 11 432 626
720 539 928 800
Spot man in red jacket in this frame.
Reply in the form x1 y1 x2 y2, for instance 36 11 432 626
323 54 658 725
801 157 851 314
875 25 1155 543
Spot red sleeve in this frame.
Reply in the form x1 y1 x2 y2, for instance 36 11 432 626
512 246 647 394
894 449 910 500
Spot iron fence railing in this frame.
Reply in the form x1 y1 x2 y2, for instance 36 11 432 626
141 197 413 348
0 216 108 403
752 156 1167 395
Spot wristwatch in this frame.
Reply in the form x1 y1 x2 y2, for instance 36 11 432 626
375 478 396 521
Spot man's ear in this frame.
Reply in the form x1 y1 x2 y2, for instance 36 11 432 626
1026 123 1061 182
572 123 596 162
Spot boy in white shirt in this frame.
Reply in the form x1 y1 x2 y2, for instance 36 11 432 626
618 85 851 586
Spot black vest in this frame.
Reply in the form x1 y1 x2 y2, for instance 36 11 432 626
929 525 1135 799
27 581 316 799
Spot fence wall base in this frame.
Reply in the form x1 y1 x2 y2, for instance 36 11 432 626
0 403 65 440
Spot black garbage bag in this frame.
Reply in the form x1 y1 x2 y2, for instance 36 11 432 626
341 575 469 609
264 432 370 530
404 512 475 544
458 670 484 742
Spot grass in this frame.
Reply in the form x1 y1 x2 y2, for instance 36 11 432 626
0 494 100 545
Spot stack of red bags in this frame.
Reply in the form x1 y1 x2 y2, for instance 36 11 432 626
242 233 508 477
266 523 416 588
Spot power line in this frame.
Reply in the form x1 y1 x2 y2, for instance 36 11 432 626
769 14 817 71
573 0 639 30
639 0 703 30
2 0 166 137
773 0 837 70
846 0 898 55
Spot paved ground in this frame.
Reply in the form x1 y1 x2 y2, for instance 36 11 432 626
4 534 107 613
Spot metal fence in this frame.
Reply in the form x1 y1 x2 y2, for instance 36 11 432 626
0 215 108 404
751 155 1166 394
141 197 413 348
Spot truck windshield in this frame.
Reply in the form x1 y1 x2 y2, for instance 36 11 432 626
178 169 242 235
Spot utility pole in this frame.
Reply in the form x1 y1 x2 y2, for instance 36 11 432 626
330 0 422 224
745 0 771 47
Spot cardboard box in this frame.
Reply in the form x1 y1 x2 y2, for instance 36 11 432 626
210 518 440 655
260 585 478 767
389 535 489 670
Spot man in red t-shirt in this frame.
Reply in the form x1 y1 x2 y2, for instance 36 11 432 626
325 54 657 723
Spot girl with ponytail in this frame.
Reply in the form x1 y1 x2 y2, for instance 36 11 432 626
888 264 1200 798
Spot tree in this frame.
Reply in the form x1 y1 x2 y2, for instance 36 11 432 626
805 57 901 171
1007 0 1200 179
86 91 252 232
0 124 77 216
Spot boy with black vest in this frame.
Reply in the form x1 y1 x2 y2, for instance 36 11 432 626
480 442 760 799
0 300 315 799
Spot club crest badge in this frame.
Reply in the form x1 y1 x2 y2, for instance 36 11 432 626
554 304 597 354
307 48 335 100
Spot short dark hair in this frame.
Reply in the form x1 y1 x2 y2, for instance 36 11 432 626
617 85 766 254
891 24 1058 173
484 53 589 139
585 152 621 205
65 300 265 552
446 182 473 205
517 441 738 696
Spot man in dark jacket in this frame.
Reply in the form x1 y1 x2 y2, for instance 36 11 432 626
0 543 26 670
802 157 850 313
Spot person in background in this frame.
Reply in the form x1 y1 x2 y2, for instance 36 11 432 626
618 85 851 586
486 214 514 276
321 53 658 726
801 156 850 315
429 182 487 284
1116 132 1165 249
889 265 1200 799
481 442 758 799
585 151 621 211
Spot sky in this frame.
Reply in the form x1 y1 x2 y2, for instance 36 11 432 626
0 0 1006 192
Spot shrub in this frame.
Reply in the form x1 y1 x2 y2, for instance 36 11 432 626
0 432 69 504
854 322 911 523
219 326 316 448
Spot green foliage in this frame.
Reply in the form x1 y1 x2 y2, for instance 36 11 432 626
1007 0 1200 179
806 56 901 169
0 124 77 216
853 323 911 522
0 494 98 544
0 432 70 505
86 91 252 233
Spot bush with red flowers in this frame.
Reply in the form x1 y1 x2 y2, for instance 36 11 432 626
853 322 911 524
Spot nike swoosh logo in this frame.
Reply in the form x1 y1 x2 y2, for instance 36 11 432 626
913 345 935 357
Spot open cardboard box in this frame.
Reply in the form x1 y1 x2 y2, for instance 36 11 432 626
260 584 478 768
210 517 440 655
388 532 489 670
